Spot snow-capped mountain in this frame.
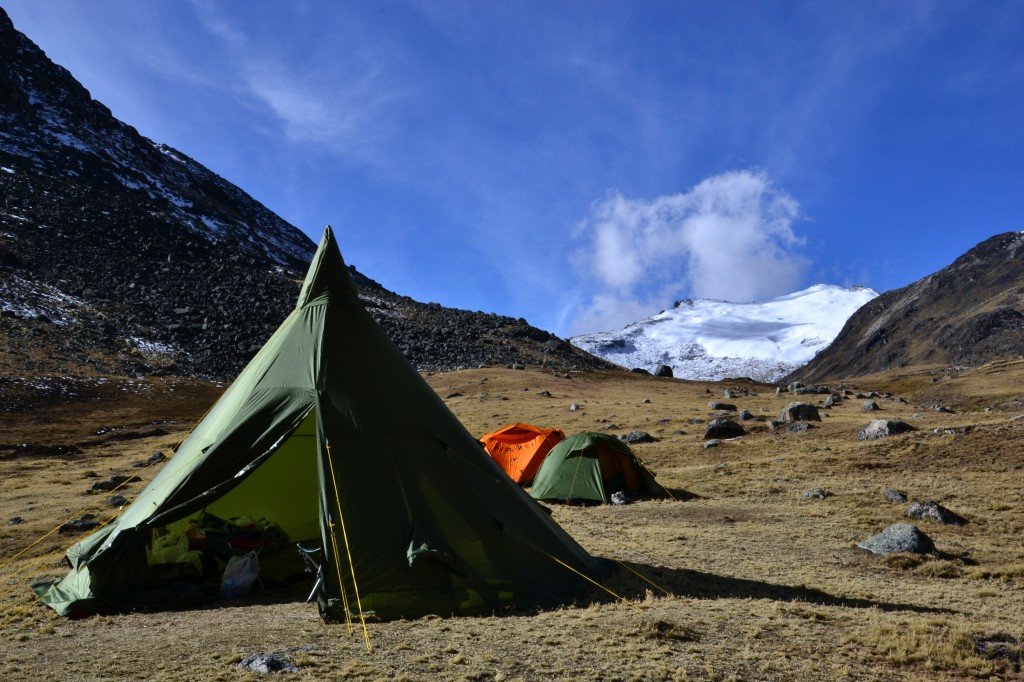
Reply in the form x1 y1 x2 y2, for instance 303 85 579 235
571 284 879 382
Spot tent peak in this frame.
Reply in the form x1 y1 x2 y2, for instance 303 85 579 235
296 225 355 307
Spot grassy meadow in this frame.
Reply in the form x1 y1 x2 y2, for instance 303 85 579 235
1 363 1022 680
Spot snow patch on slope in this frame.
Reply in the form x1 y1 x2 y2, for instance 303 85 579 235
571 284 878 382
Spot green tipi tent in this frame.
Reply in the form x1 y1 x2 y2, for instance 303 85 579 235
530 433 669 504
40 227 605 621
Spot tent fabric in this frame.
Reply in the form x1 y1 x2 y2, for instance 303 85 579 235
480 423 565 484
529 433 669 504
40 227 606 620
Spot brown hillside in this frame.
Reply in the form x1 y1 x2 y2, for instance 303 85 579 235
790 232 1024 383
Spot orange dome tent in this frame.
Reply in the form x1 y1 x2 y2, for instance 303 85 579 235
480 422 566 484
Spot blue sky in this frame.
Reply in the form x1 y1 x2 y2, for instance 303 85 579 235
5 1 1023 334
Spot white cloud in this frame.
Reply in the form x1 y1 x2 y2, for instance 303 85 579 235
243 62 397 159
570 170 808 334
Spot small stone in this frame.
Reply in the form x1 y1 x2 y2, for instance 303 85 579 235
237 652 299 674
537 390 552 397
8 516 23 525
620 430 655 444
738 410 754 421
59 518 101 534
708 402 737 411
906 501 967 526
703 439 722 449
786 421 814 433
569 403 580 411
858 523 935 555
642 398 652 404
862 400 880 411
802 488 831 500
445 392 463 399
857 419 916 441
882 487 908 503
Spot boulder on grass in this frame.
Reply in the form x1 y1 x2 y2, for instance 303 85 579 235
654 364 674 378
882 487 908 503
906 501 967 526
621 430 656 444
857 419 916 441
858 523 935 555
708 401 737 411
703 419 745 440
779 402 821 422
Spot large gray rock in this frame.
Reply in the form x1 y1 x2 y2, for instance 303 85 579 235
906 501 967 526
858 523 935 555
708 402 737 411
862 400 880 411
823 394 842 408
703 419 746 440
779 402 821 422
654 364 674 378
857 419 916 441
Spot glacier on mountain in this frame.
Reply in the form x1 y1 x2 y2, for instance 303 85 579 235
570 284 878 382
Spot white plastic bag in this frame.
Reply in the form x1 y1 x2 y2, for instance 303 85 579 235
219 551 259 599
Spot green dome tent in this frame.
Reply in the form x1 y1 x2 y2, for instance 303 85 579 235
529 433 669 504
39 227 606 623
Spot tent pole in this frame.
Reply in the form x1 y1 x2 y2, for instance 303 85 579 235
325 441 372 652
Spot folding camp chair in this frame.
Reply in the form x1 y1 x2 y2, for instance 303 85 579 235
296 543 323 603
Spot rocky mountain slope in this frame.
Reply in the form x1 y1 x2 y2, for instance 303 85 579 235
788 232 1024 383
0 8 606 383
571 285 878 382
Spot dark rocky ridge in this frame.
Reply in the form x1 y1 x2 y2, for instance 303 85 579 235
789 232 1024 383
0 8 609 382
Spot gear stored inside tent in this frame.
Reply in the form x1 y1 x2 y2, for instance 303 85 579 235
39 227 607 622
529 432 670 504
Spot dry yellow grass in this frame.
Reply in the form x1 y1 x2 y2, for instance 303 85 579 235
2 361 1024 679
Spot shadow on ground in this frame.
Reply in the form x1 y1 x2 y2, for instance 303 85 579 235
601 560 954 615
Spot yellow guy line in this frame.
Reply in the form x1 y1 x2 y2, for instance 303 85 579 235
612 558 671 596
510 532 639 611
326 516 354 634
0 474 138 575
324 441 371 652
